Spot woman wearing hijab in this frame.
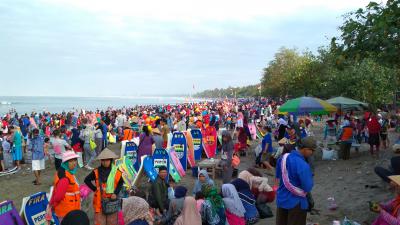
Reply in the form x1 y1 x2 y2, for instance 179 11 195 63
222 184 246 225
200 185 226 225
162 186 187 225
174 197 202 225
221 131 234 184
61 210 90 225
122 196 153 225
193 170 215 195
231 176 259 225
84 148 123 225
137 125 155 164
71 127 84 168
49 151 81 221
277 117 288 141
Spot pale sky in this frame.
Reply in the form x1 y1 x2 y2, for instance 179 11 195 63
0 0 373 96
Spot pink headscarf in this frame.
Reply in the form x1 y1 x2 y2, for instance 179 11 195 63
174 197 201 225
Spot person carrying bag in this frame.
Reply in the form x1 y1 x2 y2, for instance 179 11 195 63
84 148 123 225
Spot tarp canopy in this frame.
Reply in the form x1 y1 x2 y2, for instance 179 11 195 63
279 96 337 115
327 96 368 111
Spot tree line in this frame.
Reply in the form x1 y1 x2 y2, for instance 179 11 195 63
196 0 400 109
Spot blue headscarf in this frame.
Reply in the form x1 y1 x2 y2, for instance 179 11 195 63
61 161 78 175
71 128 80 146
174 186 188 198
192 170 214 195
231 178 256 205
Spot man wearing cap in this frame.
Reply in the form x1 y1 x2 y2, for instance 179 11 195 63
275 136 316 225
84 148 123 225
149 165 169 217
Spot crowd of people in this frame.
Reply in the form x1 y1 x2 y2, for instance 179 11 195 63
1 98 400 225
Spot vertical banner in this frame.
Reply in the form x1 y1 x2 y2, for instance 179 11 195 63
171 132 187 170
153 148 170 182
124 141 139 171
191 129 203 161
24 192 59 225
202 126 217 158
183 131 195 167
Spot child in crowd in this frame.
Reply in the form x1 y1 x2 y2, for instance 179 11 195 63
195 191 205 213
1 135 11 170
168 178 176 200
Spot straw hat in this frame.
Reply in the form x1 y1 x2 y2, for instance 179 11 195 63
131 117 139 123
389 175 400 186
62 151 79 163
152 128 161 135
97 148 119 160
278 137 288 145
299 136 317 151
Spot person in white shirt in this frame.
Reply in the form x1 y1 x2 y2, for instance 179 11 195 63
50 129 71 170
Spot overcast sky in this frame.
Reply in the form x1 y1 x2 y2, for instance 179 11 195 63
0 0 372 97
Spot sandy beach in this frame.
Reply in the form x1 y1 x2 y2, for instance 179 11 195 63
0 121 396 225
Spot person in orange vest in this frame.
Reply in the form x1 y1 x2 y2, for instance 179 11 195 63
49 151 81 221
121 121 133 141
338 120 354 160
84 148 123 225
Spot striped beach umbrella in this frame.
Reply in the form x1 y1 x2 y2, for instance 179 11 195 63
279 96 337 115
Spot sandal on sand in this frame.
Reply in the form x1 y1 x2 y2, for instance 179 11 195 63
309 209 320 215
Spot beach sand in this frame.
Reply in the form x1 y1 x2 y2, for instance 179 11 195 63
0 123 396 224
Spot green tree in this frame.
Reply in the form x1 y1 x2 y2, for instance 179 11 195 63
333 0 400 106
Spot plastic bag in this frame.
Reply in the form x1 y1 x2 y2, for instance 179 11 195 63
342 217 361 225
322 148 336 160
254 144 262 156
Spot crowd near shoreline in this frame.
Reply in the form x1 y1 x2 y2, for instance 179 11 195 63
1 98 400 225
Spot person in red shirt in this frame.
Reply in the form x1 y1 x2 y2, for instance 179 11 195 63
49 151 81 221
368 114 381 156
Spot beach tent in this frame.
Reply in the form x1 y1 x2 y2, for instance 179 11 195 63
279 96 337 115
327 96 368 112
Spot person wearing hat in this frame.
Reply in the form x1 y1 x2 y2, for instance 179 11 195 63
275 136 316 225
270 138 289 167
121 121 133 141
152 128 163 149
49 151 81 221
84 148 123 225
371 175 400 224
257 126 274 171
149 165 169 217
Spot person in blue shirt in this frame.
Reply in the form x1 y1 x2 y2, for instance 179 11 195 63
275 136 316 225
100 119 108 149
28 129 45 185
256 126 274 171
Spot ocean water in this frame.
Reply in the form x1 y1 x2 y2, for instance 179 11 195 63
0 96 196 115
